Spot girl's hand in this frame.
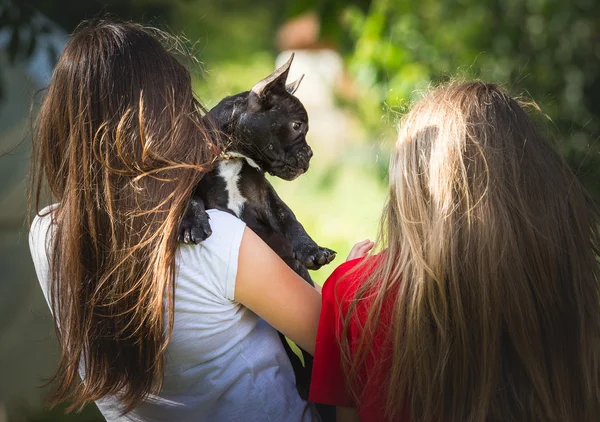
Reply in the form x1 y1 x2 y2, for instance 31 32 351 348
347 240 374 261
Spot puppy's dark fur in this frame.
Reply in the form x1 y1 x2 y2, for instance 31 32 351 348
179 55 335 403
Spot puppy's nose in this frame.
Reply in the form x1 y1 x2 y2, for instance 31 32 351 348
307 147 313 159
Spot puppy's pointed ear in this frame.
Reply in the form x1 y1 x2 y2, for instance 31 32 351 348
286 74 304 95
247 53 295 112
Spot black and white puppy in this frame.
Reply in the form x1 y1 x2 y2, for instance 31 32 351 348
179 54 335 399
179 54 336 279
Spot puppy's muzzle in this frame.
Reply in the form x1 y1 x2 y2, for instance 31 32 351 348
294 145 313 171
269 146 313 180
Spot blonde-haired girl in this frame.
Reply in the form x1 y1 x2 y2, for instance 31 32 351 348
310 82 600 422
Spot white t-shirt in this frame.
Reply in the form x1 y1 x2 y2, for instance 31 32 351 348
29 205 318 422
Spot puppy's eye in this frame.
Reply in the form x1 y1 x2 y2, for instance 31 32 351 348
292 122 302 131
267 144 274 150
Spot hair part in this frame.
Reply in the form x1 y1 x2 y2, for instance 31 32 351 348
29 20 219 413
340 81 600 421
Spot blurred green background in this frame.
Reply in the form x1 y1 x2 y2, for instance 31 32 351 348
0 0 598 420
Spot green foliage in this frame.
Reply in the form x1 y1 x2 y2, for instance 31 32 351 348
338 0 600 200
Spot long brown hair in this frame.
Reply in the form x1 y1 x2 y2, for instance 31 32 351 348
341 82 600 421
29 20 218 412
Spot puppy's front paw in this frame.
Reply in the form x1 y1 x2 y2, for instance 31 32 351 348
178 213 212 244
294 245 336 270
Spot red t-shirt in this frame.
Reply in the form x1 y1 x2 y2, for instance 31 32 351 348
309 257 410 422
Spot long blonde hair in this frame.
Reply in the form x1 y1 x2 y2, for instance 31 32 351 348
341 81 600 421
29 21 218 412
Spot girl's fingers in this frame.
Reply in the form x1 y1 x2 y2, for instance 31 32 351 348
347 240 375 261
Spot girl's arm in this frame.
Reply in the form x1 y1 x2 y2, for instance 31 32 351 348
235 226 321 355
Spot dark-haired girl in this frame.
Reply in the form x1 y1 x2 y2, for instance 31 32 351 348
29 21 321 421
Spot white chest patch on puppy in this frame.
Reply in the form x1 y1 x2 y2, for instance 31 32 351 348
217 159 246 217
226 151 262 171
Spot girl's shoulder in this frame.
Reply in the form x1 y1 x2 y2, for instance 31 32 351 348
29 204 59 260
176 209 246 301
322 254 382 304
205 208 243 226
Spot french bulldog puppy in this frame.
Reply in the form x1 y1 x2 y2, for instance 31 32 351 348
179 54 335 400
